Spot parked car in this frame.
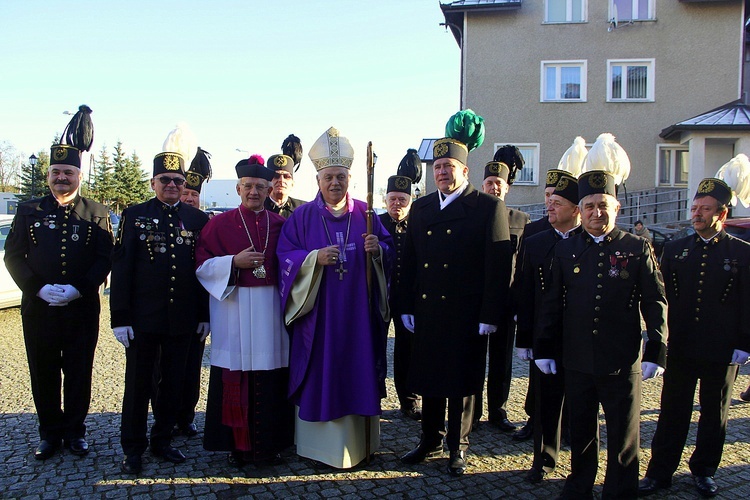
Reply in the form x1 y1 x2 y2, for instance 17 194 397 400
0 215 22 308
723 217 750 242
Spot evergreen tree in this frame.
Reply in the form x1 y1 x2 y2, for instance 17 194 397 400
112 142 150 212
92 144 117 207
19 151 49 200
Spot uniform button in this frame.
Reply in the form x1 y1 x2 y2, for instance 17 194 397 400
171 277 176 281
593 318 599 323
172 265 176 270
62 223 67 227
698 281 703 285
594 306 600 312
422 294 427 299
702 254 708 258
697 289 702 294
700 262 706 267
696 298 701 303
595 295 601 300
695 308 700 313
61 253 65 258
424 263 429 268
170 299 174 303
596 284 602 289
62 239 67 243
441 296 446 300
599 252 605 257
170 288 174 292
700 272 705 276
598 262 604 267
61 270 67 275
170 244 175 248
695 317 700 322
446 229 452 235
171 254 176 258
593 330 599 335
597 273 603 278
62 230 67 234
444 264 449 268
169 223 174 227
61 262 66 266
427 231 432 236
396 265 401 269
61 246 66 250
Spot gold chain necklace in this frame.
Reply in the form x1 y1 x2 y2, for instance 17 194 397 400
239 207 270 279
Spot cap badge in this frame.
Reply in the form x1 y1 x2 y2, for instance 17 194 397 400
556 177 569 190
546 171 560 185
395 177 410 190
274 156 288 168
434 143 448 158
164 154 181 171
186 172 200 188
698 179 714 193
588 173 607 188
53 148 68 161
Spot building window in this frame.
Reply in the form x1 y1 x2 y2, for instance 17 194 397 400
657 145 689 186
545 0 586 23
610 0 654 22
499 143 540 185
607 59 654 102
541 61 587 102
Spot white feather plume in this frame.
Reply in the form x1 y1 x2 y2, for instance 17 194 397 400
715 153 750 207
162 122 197 166
581 133 631 186
557 136 587 178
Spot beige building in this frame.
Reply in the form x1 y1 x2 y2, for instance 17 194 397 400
433 0 750 219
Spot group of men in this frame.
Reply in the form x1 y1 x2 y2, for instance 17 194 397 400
7 107 750 498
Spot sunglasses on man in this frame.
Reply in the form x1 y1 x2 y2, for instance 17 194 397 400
157 176 185 186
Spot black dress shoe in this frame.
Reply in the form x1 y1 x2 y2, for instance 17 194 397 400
64 437 90 456
489 416 517 432
637 477 670 496
401 440 443 464
228 450 247 468
178 423 199 437
151 444 186 464
447 450 466 476
512 420 533 441
526 467 547 483
34 439 61 460
692 475 718 497
121 455 142 475
401 407 422 421
741 386 750 402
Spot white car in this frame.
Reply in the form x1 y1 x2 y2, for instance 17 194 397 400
0 215 22 309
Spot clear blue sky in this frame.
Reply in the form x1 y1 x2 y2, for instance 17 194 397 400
0 0 461 201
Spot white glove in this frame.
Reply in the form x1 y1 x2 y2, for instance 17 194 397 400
479 323 497 335
401 314 415 333
535 359 557 375
516 348 533 361
53 284 81 302
730 349 750 366
37 284 65 305
641 361 665 380
114 326 135 348
196 322 211 342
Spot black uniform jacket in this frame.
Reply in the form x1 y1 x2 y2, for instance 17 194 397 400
402 184 512 397
660 230 750 363
516 226 582 352
110 198 209 335
379 212 409 312
5 195 113 315
264 196 305 219
535 227 668 375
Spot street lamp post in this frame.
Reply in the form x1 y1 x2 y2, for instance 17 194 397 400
414 186 421 199
29 154 38 199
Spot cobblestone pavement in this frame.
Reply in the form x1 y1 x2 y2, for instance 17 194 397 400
2 298 750 499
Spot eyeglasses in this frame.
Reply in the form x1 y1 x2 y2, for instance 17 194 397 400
157 176 185 186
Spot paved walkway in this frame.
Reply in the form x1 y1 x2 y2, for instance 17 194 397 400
1 300 750 499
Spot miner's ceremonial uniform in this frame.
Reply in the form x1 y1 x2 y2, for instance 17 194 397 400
5 195 112 446
112 194 209 460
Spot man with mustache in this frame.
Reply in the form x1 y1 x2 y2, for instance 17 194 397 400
5 106 113 461
639 177 750 498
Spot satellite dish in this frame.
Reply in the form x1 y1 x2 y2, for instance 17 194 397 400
608 4 619 32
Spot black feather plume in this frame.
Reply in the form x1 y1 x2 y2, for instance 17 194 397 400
493 145 525 184
189 147 212 182
281 134 303 171
62 105 94 152
397 148 423 184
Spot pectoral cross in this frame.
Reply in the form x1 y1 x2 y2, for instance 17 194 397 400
335 262 348 281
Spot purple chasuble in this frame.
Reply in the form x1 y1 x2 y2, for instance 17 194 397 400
277 192 393 422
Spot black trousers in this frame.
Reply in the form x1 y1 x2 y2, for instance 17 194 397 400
646 355 738 481
421 396 474 452
532 363 565 472
476 317 515 420
120 331 191 456
22 306 99 442
562 369 640 500
392 314 419 410
176 333 205 427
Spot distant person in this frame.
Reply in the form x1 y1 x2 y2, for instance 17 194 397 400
197 154 293 466
111 142 210 475
5 106 113 460
380 149 422 420
631 220 652 242
639 178 750 498
264 135 307 219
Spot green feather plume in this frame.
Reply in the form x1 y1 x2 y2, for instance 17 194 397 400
445 109 485 152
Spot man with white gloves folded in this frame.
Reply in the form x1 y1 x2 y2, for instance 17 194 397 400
534 167 668 499
5 106 113 461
